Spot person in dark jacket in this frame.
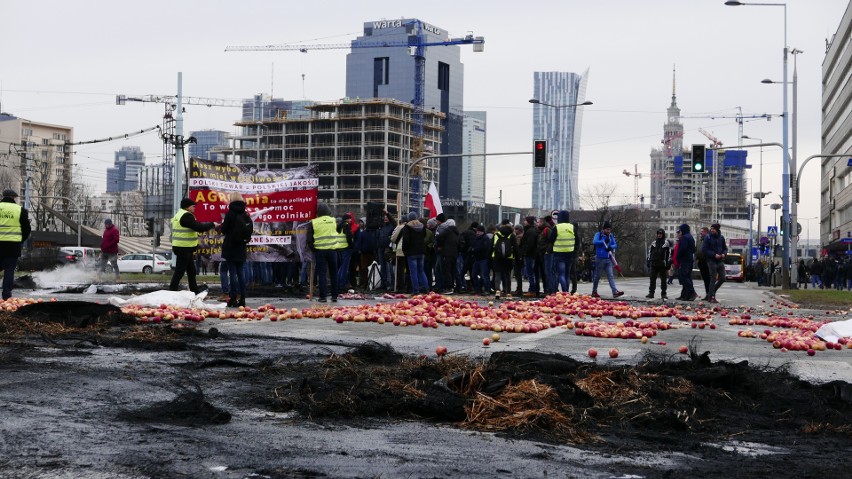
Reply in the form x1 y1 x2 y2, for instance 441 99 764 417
701 223 728 303
376 211 397 290
98 218 120 282
337 213 356 290
675 223 698 301
400 211 428 294
797 259 809 289
169 198 219 294
470 225 492 294
0 189 30 300
645 228 672 299
808 258 823 289
512 224 524 295
457 222 478 293
435 217 460 294
695 227 711 298
355 219 378 289
520 216 540 297
220 192 253 307
424 218 437 290
493 220 517 295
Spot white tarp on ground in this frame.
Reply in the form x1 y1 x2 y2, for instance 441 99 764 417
815 318 852 343
108 290 226 310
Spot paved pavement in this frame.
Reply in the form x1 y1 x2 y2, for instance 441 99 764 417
20 276 852 385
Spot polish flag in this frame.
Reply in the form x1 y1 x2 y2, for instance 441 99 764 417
424 182 443 219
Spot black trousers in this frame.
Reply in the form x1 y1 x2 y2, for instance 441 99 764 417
170 246 199 292
648 264 667 294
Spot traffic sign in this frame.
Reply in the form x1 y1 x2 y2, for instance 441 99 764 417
767 225 778 237
841 237 852 244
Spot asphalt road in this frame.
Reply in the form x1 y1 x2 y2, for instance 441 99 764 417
22 276 852 385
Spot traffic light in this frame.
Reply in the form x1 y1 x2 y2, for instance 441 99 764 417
533 140 547 168
692 144 706 174
146 217 154 236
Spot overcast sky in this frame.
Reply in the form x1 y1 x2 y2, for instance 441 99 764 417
1 0 847 239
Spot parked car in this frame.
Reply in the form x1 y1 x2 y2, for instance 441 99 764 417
16 247 77 271
116 253 170 274
59 247 101 268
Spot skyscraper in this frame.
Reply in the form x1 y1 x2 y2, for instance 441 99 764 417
106 146 145 193
345 19 466 205
462 111 486 203
531 70 589 210
189 130 229 162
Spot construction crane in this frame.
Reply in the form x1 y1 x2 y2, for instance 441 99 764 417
116 94 243 108
226 21 485 211
698 128 723 148
678 106 775 143
622 164 644 207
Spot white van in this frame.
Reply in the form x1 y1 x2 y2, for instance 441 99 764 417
58 247 101 268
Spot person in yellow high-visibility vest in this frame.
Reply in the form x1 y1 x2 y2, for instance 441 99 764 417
306 202 346 302
548 210 577 293
168 198 218 294
0 189 31 301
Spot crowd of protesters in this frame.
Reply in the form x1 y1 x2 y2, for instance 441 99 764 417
296 205 615 300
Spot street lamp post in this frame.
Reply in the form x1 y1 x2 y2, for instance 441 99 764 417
762 47 802 284
529 99 592 210
742 134 767 258
725 0 791 288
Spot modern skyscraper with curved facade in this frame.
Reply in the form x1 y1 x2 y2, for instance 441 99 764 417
531 69 589 211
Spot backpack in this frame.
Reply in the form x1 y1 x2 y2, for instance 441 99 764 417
230 213 253 245
494 234 511 260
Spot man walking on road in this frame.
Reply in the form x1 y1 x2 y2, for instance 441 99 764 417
702 223 728 303
591 221 623 299
0 189 30 301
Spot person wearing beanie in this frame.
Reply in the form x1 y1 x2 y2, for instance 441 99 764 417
220 191 253 307
645 228 672 299
435 213 446 224
0 189 30 300
591 221 623 298
399 210 428 294
169 197 219 294
98 218 120 283
701 223 728 303
675 223 698 301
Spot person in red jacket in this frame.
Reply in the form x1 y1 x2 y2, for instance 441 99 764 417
98 218 120 282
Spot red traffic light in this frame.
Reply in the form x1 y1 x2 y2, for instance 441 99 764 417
533 140 547 168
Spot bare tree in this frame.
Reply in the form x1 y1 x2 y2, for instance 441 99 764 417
580 182 658 275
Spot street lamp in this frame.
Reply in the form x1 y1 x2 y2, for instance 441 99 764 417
529 99 593 209
762 47 802 285
725 0 791 288
742 135 767 250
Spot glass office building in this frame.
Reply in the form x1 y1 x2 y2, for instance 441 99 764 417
531 70 589 211
345 19 465 203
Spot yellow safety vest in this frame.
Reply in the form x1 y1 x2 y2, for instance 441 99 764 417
312 216 345 250
0 202 22 242
553 223 576 253
170 210 198 248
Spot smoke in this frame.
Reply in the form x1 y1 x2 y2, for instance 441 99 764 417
32 263 99 288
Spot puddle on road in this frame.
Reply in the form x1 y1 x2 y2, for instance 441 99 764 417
703 440 789 457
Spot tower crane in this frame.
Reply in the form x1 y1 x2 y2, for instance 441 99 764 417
698 128 723 148
226 21 485 211
622 164 644 206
